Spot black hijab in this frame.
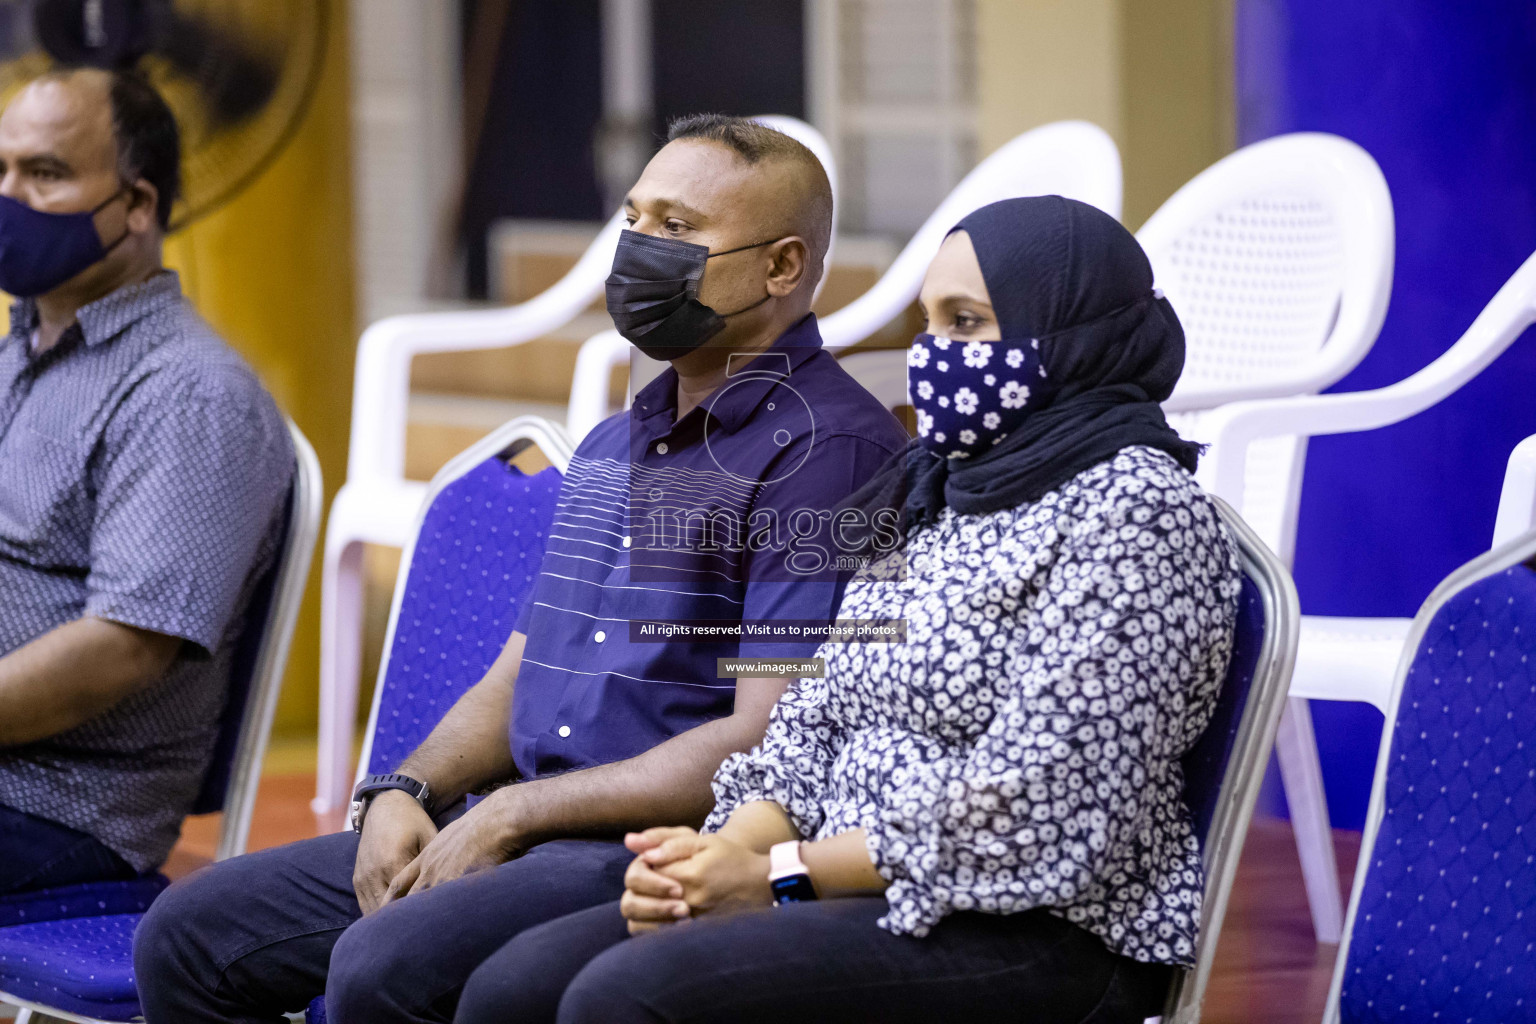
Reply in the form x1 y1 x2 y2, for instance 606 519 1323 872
843 195 1201 543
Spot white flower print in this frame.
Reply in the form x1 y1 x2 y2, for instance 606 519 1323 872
704 447 1241 965
937 395 949 408
915 408 933 436
954 387 978 414
983 374 996 387
936 360 949 373
1000 380 1031 409
958 428 977 445
933 430 946 443
908 345 930 369
962 341 990 368
916 379 934 400
982 411 1001 429
1005 348 1026 368
932 336 952 350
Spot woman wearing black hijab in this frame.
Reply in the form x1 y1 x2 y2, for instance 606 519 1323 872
452 198 1241 1024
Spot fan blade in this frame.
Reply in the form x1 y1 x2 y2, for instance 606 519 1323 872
152 5 277 129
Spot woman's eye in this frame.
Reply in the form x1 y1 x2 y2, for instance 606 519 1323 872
664 219 688 234
954 313 980 329
623 215 637 226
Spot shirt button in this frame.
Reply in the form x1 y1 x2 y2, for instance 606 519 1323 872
558 725 571 738
622 537 632 548
656 442 669 454
594 630 606 643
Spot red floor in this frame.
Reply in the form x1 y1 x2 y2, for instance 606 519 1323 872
168 773 1359 1024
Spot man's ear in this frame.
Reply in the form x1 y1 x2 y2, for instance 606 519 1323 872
124 179 159 234
764 236 809 297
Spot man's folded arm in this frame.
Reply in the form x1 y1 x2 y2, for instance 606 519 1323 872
474 674 788 849
0 617 180 747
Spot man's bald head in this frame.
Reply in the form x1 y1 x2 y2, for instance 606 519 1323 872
664 114 833 288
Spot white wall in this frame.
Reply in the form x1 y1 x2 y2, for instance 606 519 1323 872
349 0 463 323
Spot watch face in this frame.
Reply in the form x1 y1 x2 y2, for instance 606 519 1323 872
770 873 817 905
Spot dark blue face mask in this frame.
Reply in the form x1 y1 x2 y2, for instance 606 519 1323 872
0 188 130 298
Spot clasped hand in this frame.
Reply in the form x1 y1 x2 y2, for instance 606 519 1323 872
354 789 519 914
620 826 771 935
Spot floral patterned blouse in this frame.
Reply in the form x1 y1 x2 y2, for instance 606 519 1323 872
705 446 1241 966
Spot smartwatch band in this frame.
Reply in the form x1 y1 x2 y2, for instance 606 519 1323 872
768 840 818 904
349 773 432 832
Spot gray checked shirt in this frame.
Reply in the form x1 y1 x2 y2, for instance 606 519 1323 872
0 270 293 872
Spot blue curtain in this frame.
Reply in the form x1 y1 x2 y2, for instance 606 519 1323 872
1236 0 1536 827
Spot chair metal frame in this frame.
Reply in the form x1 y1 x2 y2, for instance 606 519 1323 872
351 415 574 792
1 419 323 1024
1319 522 1536 1023
1158 497 1302 1024
315 116 835 816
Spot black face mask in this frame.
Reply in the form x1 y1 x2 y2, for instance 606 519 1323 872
604 229 776 361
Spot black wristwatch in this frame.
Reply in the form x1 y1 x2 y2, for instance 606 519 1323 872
350 773 433 832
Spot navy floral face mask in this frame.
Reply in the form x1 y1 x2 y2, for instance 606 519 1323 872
907 333 1054 460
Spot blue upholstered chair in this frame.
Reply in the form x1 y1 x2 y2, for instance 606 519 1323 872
0 421 323 1024
1321 527 1536 1023
1156 497 1301 1024
351 415 570 787
303 415 571 1024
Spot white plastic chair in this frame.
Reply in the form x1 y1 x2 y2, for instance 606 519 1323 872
314 116 837 816
566 120 1124 441
818 120 1121 351
1195 247 1536 939
1132 133 1395 944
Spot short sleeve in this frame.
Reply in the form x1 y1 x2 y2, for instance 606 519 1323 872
84 365 293 653
738 431 902 661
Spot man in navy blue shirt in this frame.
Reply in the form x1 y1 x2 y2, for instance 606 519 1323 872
137 115 908 1024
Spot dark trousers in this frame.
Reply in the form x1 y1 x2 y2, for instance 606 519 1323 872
132 829 633 1024
0 802 137 894
453 898 1175 1024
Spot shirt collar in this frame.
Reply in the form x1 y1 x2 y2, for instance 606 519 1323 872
631 313 826 438
7 270 183 352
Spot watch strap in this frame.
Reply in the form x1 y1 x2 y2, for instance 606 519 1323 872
768 840 809 881
350 774 432 833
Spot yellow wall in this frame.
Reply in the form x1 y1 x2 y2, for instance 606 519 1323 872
165 0 355 736
976 0 1122 155
976 0 1234 229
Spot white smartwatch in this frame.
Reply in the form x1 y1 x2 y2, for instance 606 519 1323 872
768 840 817 904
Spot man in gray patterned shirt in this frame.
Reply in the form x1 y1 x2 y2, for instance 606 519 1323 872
0 69 292 889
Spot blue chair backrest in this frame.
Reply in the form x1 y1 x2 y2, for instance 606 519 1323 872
1181 573 1266 845
1338 563 1536 1022
191 485 295 815
366 459 563 775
